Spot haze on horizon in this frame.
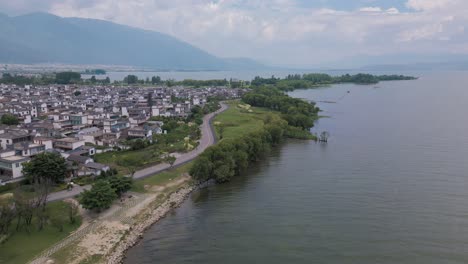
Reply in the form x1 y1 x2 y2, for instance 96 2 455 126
1 0 468 68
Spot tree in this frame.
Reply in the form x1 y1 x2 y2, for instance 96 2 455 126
108 176 133 197
189 156 213 181
104 77 111 84
13 190 35 231
164 155 176 167
36 209 49 231
33 178 53 211
80 180 117 211
151 76 161 84
1 113 19 125
67 202 80 224
124 75 138 84
74 91 81 96
23 152 68 184
0 198 15 235
216 124 225 140
90 75 97 83
55 71 81 84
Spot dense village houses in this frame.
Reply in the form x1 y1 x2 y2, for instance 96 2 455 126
0 83 244 181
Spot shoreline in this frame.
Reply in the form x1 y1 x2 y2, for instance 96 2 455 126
106 180 213 264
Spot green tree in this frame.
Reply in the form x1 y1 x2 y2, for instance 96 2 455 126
151 76 161 84
189 156 213 181
55 72 81 84
80 180 117 211
0 198 15 235
22 152 68 183
108 176 133 197
124 75 138 84
90 75 97 83
1 113 19 125
74 91 81 96
164 155 176 167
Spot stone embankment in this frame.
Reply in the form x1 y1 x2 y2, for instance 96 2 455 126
107 180 213 264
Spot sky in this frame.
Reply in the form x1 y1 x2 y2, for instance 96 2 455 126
0 0 467 68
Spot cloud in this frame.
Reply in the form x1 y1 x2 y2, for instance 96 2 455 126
406 0 457 11
359 7 383 12
1 0 468 67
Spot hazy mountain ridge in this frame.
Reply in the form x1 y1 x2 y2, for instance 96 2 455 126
0 12 265 70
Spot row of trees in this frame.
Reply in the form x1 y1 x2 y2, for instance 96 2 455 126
123 75 163 85
190 114 287 183
0 192 80 235
0 73 56 86
251 73 416 91
190 86 322 183
242 87 319 130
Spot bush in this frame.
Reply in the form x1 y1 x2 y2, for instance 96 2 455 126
80 180 117 211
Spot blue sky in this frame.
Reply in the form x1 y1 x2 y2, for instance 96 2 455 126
0 0 467 67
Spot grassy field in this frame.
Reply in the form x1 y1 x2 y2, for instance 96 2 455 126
131 162 194 193
213 101 274 140
0 201 82 264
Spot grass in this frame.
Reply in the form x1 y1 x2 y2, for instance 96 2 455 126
50 241 82 264
0 201 82 264
213 101 275 140
95 124 199 175
131 162 194 193
80 254 103 264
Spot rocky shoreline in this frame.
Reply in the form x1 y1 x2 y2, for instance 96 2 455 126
106 180 213 264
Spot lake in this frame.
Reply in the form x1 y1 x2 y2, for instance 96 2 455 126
125 71 468 264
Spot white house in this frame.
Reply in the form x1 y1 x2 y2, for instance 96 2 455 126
0 153 30 179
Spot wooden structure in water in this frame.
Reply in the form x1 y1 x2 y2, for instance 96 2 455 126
318 131 329 143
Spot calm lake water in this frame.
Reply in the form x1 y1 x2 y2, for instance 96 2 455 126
125 71 468 264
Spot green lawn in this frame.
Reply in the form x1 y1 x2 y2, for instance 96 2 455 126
213 101 274 140
131 162 194 193
0 201 82 264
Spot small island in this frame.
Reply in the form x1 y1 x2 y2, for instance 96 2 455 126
83 69 107 75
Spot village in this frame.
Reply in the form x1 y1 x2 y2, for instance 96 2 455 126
0 83 245 183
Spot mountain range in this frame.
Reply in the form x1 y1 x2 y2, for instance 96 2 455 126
0 12 265 71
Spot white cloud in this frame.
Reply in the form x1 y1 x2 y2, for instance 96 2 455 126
386 7 400 14
406 0 457 11
2 0 468 67
359 7 383 12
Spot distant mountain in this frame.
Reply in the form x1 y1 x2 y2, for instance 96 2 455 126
0 12 265 71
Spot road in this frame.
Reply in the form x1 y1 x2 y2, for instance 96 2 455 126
47 102 228 202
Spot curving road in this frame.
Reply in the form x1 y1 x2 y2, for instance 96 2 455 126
47 102 228 202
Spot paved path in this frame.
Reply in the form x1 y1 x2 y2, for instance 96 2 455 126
47 103 228 202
